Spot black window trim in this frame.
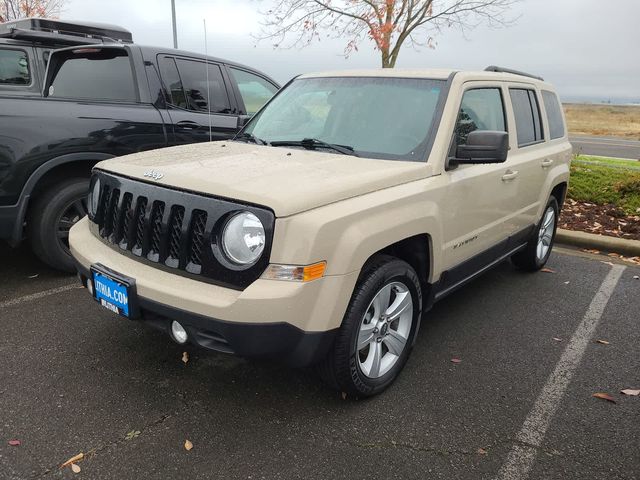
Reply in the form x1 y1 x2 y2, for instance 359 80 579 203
158 53 238 116
447 84 509 161
508 86 545 148
0 46 34 88
227 65 280 116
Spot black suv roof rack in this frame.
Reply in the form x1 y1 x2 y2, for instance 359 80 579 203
484 66 544 81
0 18 133 46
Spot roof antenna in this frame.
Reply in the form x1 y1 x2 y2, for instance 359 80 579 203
203 18 212 142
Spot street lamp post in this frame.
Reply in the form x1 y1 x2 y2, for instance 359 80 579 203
171 0 178 49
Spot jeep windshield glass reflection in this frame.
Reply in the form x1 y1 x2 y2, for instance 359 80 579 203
241 77 445 161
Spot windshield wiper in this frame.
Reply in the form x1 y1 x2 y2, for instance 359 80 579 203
270 138 358 157
233 132 269 146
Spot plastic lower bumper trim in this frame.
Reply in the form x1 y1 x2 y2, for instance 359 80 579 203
75 261 337 368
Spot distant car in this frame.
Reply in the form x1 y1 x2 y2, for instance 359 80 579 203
0 18 279 271
70 66 571 396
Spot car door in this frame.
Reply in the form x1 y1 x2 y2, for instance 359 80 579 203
503 85 548 232
442 83 519 272
157 55 240 144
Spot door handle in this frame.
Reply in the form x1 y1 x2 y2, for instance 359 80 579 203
501 170 519 181
176 121 200 130
541 159 554 168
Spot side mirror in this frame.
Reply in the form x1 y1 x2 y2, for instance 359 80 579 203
237 115 251 128
453 130 509 165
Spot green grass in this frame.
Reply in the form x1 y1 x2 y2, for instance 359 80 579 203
573 155 640 169
569 155 640 215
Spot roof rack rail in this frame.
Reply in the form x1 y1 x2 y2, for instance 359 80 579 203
484 66 544 81
0 18 133 46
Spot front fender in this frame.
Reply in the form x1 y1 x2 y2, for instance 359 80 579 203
270 178 444 282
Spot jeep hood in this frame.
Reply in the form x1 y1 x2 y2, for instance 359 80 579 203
96 142 435 217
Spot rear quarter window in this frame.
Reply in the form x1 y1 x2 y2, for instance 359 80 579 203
48 49 136 102
542 90 566 139
0 48 31 85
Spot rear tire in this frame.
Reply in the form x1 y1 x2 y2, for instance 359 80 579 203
511 196 559 271
27 178 89 272
317 255 422 397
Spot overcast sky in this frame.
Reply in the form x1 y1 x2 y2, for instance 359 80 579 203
64 0 640 102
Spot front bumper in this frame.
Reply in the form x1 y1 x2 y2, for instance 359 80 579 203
70 217 360 367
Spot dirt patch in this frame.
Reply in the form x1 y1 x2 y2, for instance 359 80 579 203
559 199 640 241
563 103 640 140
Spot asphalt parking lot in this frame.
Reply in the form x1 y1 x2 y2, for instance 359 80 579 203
1 243 639 480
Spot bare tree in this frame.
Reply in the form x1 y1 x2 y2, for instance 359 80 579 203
1 0 64 23
256 0 518 68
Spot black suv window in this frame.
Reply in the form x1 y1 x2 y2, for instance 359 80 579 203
542 90 565 140
159 57 188 108
509 88 544 147
174 59 231 114
48 49 136 101
455 88 505 146
229 67 278 115
0 48 31 85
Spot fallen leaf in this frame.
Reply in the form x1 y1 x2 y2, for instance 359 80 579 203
608 252 621 257
621 389 640 396
184 439 193 451
451 358 462 364
541 267 555 273
563 281 570 285
582 249 600 254
601 261 615 266
28 274 39 279
125 430 141 440
592 392 616 403
61 453 84 468
552 337 562 342
477 448 488 455
71 463 81 474
181 352 189 364
341 392 347 400
8 440 21 446
595 340 610 345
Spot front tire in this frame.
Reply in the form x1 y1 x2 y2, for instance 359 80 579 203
27 177 89 272
511 196 559 271
317 255 422 397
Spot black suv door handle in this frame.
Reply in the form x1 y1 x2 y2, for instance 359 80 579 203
176 121 200 130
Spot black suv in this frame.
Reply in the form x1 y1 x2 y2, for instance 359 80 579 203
0 18 279 271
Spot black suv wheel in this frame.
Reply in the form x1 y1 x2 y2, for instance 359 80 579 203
27 178 89 272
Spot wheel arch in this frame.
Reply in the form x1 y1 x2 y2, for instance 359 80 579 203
550 181 568 209
14 153 115 242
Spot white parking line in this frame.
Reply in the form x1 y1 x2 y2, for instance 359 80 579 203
0 283 82 309
495 264 626 480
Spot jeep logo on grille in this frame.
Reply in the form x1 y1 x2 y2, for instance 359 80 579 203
143 170 164 181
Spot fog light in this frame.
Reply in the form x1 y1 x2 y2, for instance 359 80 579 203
171 321 188 344
86 279 94 296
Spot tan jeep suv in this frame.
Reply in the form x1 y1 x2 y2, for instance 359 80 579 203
70 66 571 396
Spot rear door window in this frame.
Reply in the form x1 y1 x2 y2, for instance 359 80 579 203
455 88 506 146
174 58 231 114
0 48 31 85
229 67 278 115
159 56 188 108
509 88 544 147
542 90 565 139
48 49 136 101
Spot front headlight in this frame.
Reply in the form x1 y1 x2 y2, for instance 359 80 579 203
88 177 100 217
221 211 265 265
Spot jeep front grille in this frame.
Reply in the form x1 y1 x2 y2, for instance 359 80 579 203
89 170 274 290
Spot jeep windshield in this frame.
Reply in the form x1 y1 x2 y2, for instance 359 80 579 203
239 76 445 161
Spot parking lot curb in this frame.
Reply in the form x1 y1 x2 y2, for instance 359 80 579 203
556 228 640 256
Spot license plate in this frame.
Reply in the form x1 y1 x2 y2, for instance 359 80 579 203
91 265 135 318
